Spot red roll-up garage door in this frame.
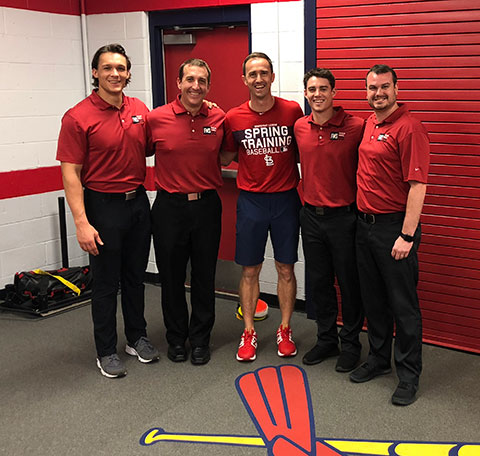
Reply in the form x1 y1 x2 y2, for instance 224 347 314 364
315 0 480 352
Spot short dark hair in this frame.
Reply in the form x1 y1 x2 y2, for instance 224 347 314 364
366 64 398 86
303 68 335 89
242 52 274 75
178 58 212 84
91 43 131 88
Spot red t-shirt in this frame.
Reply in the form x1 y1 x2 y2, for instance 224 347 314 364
223 97 303 193
146 96 225 193
357 103 430 214
56 90 149 193
295 107 364 207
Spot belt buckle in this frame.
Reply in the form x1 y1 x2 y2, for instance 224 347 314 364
125 190 136 201
315 207 325 216
187 192 200 201
366 213 375 224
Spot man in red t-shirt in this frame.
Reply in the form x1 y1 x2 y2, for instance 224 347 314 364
350 65 430 406
146 59 225 365
222 53 303 362
294 68 364 372
57 44 159 378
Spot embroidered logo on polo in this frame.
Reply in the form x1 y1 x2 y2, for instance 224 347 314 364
377 133 390 141
330 132 346 140
233 124 294 163
131 115 143 124
203 126 217 135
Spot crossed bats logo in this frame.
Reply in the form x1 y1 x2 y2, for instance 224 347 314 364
140 365 480 455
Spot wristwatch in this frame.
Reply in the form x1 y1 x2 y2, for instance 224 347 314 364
400 232 415 243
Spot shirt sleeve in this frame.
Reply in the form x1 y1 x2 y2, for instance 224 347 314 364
137 99 150 157
56 112 87 164
399 126 430 184
221 115 238 152
293 103 304 121
144 112 155 157
290 104 304 155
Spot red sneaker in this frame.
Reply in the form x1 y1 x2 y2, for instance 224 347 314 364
236 329 257 361
277 325 297 357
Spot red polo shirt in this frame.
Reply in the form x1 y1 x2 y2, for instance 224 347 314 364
56 90 149 193
146 96 225 193
223 97 303 193
357 103 430 214
295 107 364 207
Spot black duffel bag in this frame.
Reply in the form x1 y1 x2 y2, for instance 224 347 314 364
1 266 92 312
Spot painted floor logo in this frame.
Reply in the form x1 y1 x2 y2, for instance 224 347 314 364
139 365 480 455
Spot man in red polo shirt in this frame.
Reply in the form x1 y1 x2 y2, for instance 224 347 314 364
222 52 303 362
57 44 159 378
350 64 430 406
146 58 225 365
294 68 364 372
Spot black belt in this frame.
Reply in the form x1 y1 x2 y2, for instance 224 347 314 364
85 185 145 201
161 189 215 201
358 211 405 224
304 202 354 216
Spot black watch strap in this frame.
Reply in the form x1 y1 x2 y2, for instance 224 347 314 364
400 232 414 243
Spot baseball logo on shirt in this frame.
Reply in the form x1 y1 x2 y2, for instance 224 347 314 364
264 155 274 167
377 133 390 141
131 115 143 124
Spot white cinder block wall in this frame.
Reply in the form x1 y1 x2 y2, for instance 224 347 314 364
251 1 305 107
0 2 305 299
85 12 153 109
0 7 87 288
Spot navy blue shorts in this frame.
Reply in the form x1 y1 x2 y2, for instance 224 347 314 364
235 189 301 266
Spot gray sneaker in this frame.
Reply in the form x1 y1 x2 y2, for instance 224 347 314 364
125 336 159 363
96 354 127 378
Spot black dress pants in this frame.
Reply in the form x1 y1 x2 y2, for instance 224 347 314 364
84 187 151 358
151 190 222 348
356 216 422 385
300 206 363 355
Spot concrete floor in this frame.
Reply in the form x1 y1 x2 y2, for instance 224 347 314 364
1 283 479 455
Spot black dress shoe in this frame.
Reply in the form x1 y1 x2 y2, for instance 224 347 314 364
335 351 360 373
167 344 186 362
191 346 210 365
349 361 391 383
302 345 339 365
392 381 418 406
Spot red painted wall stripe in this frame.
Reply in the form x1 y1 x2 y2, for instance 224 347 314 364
0 166 158 200
0 0 298 15
84 0 297 15
0 0 79 15
0 167 63 200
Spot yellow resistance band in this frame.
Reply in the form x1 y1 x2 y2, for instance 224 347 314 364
32 269 81 296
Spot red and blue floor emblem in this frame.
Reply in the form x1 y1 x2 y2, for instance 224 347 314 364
140 365 480 455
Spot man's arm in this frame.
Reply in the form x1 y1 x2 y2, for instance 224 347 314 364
61 162 103 256
144 114 156 157
391 180 427 260
220 150 238 166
